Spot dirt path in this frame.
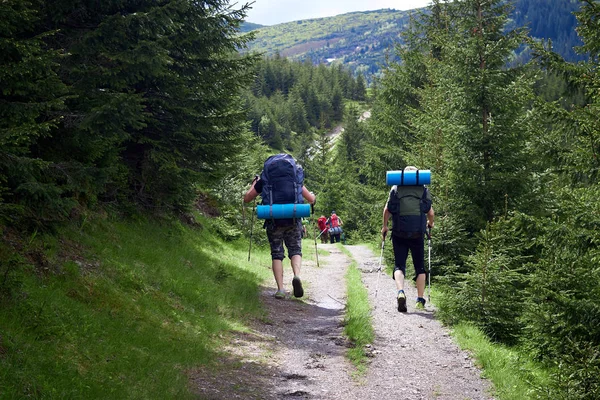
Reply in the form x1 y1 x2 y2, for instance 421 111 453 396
189 243 494 399
342 245 494 400
326 110 371 143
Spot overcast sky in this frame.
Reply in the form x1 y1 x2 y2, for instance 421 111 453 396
241 0 432 26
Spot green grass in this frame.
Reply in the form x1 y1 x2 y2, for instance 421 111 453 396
340 245 374 375
451 322 551 400
247 9 412 56
0 218 552 399
0 215 273 399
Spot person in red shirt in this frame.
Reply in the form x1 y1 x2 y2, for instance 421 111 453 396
317 215 329 244
328 211 343 243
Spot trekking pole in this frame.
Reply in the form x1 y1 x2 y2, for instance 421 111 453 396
311 203 320 268
315 227 328 241
247 199 256 262
247 175 258 262
374 231 387 299
242 197 246 225
426 226 432 303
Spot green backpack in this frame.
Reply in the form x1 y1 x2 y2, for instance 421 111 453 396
387 185 431 238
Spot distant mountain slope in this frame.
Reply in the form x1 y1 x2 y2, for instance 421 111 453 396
240 22 265 32
508 0 584 61
244 0 585 79
245 8 414 78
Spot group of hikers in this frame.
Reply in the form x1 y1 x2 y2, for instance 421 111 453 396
316 212 344 244
244 153 434 312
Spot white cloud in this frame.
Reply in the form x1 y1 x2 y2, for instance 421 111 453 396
242 0 432 26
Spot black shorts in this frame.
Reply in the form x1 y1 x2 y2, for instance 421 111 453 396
391 235 426 277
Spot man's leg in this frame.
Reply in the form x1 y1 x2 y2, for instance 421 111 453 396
416 273 426 298
392 235 410 312
285 225 304 298
394 268 407 312
272 259 284 291
393 269 405 291
392 236 410 290
290 254 301 277
266 225 286 297
409 237 427 307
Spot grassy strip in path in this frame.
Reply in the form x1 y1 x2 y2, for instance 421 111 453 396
339 245 374 375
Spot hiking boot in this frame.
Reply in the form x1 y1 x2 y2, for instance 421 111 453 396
416 297 426 310
397 291 407 312
292 277 304 298
274 290 286 299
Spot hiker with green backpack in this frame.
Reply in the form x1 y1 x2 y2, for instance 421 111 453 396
243 154 316 300
381 166 434 312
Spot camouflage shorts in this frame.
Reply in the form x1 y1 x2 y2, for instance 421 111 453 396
266 223 303 261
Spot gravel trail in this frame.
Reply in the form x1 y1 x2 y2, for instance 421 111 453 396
189 243 494 400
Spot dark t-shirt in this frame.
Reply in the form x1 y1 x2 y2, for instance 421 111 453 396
254 178 297 227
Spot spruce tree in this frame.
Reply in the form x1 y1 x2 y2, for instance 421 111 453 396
437 0 536 234
0 0 69 225
37 0 257 213
438 219 530 344
522 1 600 396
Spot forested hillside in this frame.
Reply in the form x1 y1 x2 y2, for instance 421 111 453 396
245 9 413 78
1 0 599 398
240 21 265 32
245 0 586 78
244 56 366 150
509 0 586 61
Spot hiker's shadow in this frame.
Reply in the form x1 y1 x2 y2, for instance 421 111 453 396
191 286 347 399
413 310 437 321
255 285 350 352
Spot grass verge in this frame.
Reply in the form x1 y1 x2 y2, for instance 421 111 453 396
452 322 551 400
0 214 272 399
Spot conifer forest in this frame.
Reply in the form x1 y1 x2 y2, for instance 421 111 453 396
1 0 599 398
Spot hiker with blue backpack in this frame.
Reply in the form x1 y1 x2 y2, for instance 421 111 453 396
381 166 434 312
243 154 316 300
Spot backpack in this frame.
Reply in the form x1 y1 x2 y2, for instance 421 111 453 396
387 185 431 238
330 214 340 228
260 154 304 206
317 216 328 231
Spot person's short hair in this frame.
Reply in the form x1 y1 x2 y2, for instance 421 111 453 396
404 165 418 172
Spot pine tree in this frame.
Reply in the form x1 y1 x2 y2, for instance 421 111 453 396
438 219 530 344
437 0 536 234
338 106 365 163
522 1 600 396
353 73 367 101
36 0 258 213
0 0 69 225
